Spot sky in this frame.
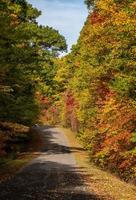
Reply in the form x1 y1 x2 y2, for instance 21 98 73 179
27 0 88 52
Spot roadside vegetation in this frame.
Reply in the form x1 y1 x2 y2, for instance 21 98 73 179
62 127 136 200
0 124 44 183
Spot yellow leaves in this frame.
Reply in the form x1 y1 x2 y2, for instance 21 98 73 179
74 89 94 123
130 1 136 10
96 0 136 32
8 3 21 15
54 67 68 83
10 13 17 19
112 10 136 28
52 0 136 182
76 89 90 106
6 2 22 26
113 11 129 26
97 0 116 14
101 96 116 115
54 58 70 85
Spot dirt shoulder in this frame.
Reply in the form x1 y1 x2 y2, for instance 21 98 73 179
61 127 136 200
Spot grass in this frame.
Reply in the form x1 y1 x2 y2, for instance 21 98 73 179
61 127 136 200
0 154 36 183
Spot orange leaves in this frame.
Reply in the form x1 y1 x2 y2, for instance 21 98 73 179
10 13 19 26
64 91 78 131
51 0 136 181
103 132 131 149
90 11 105 25
91 91 136 179
65 91 75 112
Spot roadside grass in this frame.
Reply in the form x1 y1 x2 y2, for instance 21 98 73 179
60 127 136 200
0 129 44 183
0 154 36 183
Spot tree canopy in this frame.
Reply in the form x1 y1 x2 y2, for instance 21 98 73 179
45 0 136 181
0 0 67 125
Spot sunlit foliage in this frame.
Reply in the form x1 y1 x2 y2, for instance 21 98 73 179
51 0 136 181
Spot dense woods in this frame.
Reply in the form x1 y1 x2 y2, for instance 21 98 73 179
0 0 136 184
0 0 66 158
43 0 136 182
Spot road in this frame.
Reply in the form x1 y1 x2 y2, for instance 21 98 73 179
0 126 100 200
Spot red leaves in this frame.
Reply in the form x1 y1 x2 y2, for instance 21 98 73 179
50 106 57 113
64 91 78 131
119 160 131 170
90 11 105 25
65 91 75 112
90 91 136 179
103 132 131 149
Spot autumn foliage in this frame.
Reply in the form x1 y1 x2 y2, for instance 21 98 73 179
47 0 136 181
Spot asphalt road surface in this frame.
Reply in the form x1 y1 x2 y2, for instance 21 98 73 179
0 126 100 200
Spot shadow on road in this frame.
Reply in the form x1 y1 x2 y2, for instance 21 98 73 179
0 161 101 200
0 126 103 200
41 128 85 155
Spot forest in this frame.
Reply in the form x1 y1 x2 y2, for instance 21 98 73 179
0 0 66 162
0 0 136 185
43 0 136 182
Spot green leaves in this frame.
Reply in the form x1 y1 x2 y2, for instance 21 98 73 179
0 0 67 125
130 133 136 143
110 75 136 98
84 0 95 9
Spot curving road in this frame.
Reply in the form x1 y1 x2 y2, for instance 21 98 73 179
0 126 100 200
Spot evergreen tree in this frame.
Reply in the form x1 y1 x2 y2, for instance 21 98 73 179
0 0 67 125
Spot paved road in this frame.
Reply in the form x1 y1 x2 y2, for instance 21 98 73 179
0 126 100 200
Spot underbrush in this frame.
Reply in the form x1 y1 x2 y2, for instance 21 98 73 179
0 121 30 159
0 122 43 183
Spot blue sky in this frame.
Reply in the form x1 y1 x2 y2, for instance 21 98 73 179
27 0 88 52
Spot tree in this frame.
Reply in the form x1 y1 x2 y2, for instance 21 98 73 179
52 0 136 181
84 0 95 9
0 0 67 125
